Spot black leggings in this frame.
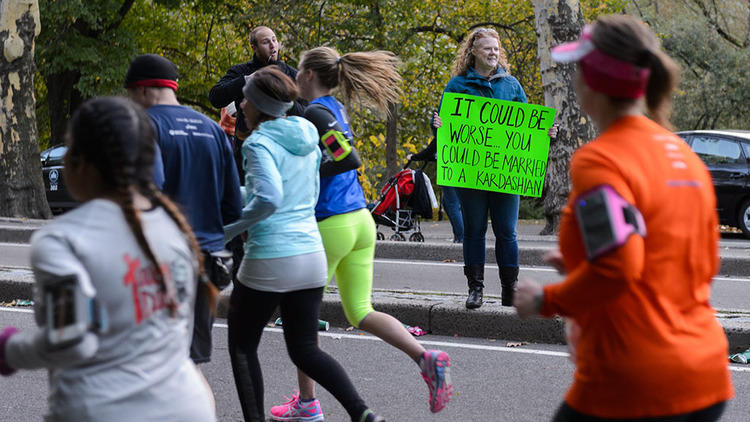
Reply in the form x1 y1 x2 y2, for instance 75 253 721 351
552 401 726 422
227 283 368 422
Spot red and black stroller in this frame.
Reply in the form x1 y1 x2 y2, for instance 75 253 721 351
370 160 438 242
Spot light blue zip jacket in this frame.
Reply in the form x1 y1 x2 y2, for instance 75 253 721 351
443 66 528 103
224 116 323 259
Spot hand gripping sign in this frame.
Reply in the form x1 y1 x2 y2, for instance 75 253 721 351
437 93 556 197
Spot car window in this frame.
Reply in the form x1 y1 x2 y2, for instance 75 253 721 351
742 142 750 162
48 146 67 160
690 136 743 165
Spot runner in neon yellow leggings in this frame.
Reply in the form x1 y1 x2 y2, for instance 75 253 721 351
318 209 377 325
268 47 453 422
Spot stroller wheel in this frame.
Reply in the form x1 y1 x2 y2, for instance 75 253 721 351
376 231 385 240
390 233 406 241
409 232 425 242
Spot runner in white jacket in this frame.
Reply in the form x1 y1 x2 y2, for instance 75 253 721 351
0 97 215 422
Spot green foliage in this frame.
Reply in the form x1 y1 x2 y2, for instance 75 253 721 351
34 0 626 198
630 0 750 130
519 196 544 220
37 0 140 97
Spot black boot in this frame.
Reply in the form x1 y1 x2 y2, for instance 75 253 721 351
500 266 519 306
464 265 484 309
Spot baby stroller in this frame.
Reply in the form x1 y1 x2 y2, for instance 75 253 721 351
370 160 438 242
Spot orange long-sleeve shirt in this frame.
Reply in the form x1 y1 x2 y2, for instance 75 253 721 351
541 115 733 418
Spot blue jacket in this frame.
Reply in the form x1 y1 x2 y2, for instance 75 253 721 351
443 66 528 103
224 117 324 259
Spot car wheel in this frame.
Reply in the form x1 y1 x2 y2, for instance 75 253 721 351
739 200 750 239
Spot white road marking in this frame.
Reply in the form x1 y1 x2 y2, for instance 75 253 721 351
0 307 33 314
4 307 750 372
212 322 750 372
0 243 31 248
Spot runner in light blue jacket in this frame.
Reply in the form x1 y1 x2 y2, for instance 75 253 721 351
223 66 382 422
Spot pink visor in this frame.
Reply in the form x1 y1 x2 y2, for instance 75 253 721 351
550 25 650 99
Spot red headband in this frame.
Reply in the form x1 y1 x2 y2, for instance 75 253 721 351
127 79 179 91
551 25 650 99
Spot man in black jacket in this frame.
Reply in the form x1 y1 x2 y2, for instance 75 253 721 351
209 26 305 143
209 26 307 297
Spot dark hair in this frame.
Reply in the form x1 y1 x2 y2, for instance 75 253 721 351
591 15 681 129
66 97 214 315
245 66 298 128
299 46 401 117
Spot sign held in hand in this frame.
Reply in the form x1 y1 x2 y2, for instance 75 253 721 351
437 93 556 197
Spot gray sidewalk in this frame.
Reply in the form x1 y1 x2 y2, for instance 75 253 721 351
2 216 750 351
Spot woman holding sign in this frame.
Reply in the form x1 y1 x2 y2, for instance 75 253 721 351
514 15 733 421
439 27 556 309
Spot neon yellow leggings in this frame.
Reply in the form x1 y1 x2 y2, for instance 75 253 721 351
319 208 375 327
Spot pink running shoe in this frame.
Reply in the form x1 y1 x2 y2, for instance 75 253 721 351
420 350 453 413
269 392 325 421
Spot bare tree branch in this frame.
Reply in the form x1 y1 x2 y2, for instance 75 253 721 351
204 15 215 79
689 0 747 47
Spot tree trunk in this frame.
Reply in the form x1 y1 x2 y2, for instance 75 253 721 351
0 0 51 218
385 102 399 178
47 69 82 146
532 0 596 234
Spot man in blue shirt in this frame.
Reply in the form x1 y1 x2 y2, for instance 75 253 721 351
124 54 242 396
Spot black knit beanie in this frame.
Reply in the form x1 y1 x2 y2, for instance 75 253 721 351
124 54 179 90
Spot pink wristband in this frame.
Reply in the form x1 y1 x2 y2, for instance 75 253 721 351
0 326 19 376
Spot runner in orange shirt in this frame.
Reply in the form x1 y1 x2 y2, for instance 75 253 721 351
514 15 733 421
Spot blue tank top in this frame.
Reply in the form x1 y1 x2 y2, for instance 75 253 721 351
310 96 367 218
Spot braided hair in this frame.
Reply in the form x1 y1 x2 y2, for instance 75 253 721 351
66 96 214 315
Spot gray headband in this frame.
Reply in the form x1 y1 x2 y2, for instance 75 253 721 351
242 74 293 118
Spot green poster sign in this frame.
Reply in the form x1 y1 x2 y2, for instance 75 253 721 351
437 93 556 197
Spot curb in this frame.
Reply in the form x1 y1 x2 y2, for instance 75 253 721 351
375 240 554 268
0 225 38 244
4 272 749 352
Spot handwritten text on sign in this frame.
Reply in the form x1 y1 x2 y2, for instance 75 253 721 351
437 93 556 197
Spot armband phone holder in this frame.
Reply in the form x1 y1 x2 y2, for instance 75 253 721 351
321 130 351 161
575 185 646 260
43 274 107 349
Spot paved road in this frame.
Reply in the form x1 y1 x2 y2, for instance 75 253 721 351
369 258 750 311
0 242 29 268
3 243 749 312
2 307 750 422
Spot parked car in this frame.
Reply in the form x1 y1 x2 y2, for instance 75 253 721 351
676 130 750 238
40 144 77 212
